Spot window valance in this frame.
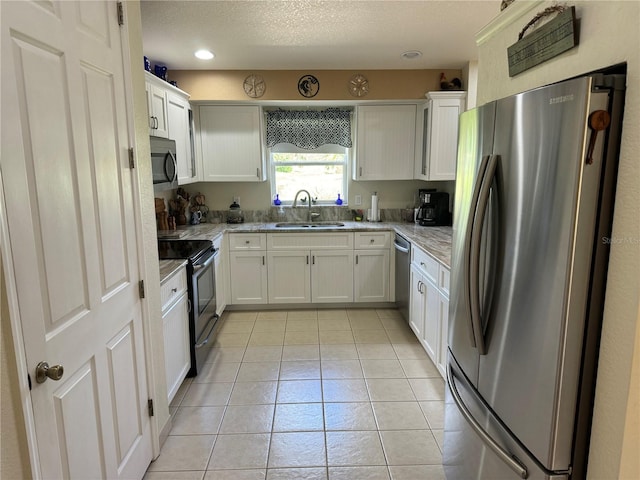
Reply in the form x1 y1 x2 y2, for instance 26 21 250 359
265 108 353 150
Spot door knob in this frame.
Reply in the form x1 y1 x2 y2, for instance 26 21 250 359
35 361 64 384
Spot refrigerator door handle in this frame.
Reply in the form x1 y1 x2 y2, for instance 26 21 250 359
463 155 491 348
447 363 529 479
469 154 498 355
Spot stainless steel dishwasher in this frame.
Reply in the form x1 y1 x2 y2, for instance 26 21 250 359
394 233 411 321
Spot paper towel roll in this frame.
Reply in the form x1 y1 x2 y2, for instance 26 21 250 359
371 193 378 222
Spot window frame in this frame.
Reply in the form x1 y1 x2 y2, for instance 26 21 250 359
268 143 350 206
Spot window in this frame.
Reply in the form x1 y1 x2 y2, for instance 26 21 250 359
265 107 352 205
269 143 349 205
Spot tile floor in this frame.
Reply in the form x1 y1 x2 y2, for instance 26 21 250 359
144 308 446 480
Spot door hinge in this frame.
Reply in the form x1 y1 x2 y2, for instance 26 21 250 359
128 147 135 168
117 2 124 26
148 398 154 417
138 280 145 299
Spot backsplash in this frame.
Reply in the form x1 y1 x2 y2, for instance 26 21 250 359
202 206 414 224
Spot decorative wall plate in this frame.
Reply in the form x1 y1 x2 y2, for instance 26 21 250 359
243 74 266 98
298 75 319 98
348 74 369 97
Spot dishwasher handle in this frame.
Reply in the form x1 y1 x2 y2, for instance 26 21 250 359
393 241 410 254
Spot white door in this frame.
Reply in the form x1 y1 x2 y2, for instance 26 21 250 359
1 1 152 478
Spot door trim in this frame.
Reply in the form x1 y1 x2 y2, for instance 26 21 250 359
0 167 42 478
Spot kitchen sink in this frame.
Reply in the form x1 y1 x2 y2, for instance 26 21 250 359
274 222 345 229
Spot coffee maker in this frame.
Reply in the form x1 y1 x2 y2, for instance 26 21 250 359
416 189 450 226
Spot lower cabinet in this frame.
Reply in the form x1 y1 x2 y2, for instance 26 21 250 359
267 251 311 303
409 246 450 378
354 249 390 302
160 265 190 404
229 231 391 306
311 250 354 303
229 251 268 304
213 234 228 316
437 289 449 377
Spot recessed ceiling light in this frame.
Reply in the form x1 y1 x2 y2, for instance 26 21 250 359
194 49 214 60
401 50 422 60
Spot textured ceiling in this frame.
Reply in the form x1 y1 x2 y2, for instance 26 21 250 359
140 1 501 70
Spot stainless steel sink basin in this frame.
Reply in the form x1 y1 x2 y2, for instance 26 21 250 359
274 222 345 229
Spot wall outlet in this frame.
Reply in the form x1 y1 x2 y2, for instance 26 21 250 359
233 196 240 204
354 195 362 205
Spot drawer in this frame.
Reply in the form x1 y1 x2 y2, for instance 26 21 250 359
267 232 354 250
439 265 450 296
354 231 390 249
412 245 439 284
160 266 188 312
229 233 266 250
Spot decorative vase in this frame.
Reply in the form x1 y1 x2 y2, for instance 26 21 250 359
335 194 343 205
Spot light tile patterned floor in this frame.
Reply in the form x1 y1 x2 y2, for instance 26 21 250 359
144 308 446 480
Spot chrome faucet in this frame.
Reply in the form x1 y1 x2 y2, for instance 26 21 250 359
292 189 318 222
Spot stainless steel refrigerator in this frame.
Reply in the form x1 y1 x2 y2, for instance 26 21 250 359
444 73 626 480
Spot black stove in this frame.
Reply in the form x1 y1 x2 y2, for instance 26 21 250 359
158 239 214 264
158 238 218 377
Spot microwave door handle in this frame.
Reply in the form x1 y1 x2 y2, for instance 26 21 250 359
469 154 498 356
165 150 178 182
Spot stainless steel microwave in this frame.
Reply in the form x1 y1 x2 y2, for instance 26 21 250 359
150 136 178 193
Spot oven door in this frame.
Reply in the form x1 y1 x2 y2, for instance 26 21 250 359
189 249 218 375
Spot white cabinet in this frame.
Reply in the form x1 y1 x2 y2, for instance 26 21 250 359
146 72 196 183
229 233 268 304
167 92 197 184
198 105 265 182
146 80 169 138
160 265 190 404
354 232 390 302
311 250 354 303
267 251 311 303
416 91 466 181
266 233 354 304
354 104 418 180
229 251 268 304
409 245 450 378
213 234 228 316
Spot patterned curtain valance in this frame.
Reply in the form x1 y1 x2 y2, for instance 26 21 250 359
265 108 353 149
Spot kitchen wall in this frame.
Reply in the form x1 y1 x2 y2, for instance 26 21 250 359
475 1 639 478
170 69 464 101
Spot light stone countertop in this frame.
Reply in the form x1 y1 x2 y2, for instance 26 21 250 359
160 221 452 268
159 259 187 284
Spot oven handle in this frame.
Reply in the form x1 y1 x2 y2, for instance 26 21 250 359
193 248 216 274
195 314 219 349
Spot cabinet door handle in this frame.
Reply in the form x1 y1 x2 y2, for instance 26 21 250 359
312 256 315 265
306 255 309 265
256 168 260 178
359 166 362 177
355 255 359 265
262 256 265 265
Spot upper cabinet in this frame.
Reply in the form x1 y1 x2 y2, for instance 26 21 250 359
145 72 197 184
416 91 466 181
197 105 265 182
354 104 418 180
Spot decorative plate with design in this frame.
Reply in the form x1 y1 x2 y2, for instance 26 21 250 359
243 74 266 98
348 74 369 97
298 75 319 98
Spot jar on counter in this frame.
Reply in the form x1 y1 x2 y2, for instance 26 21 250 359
227 201 244 224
